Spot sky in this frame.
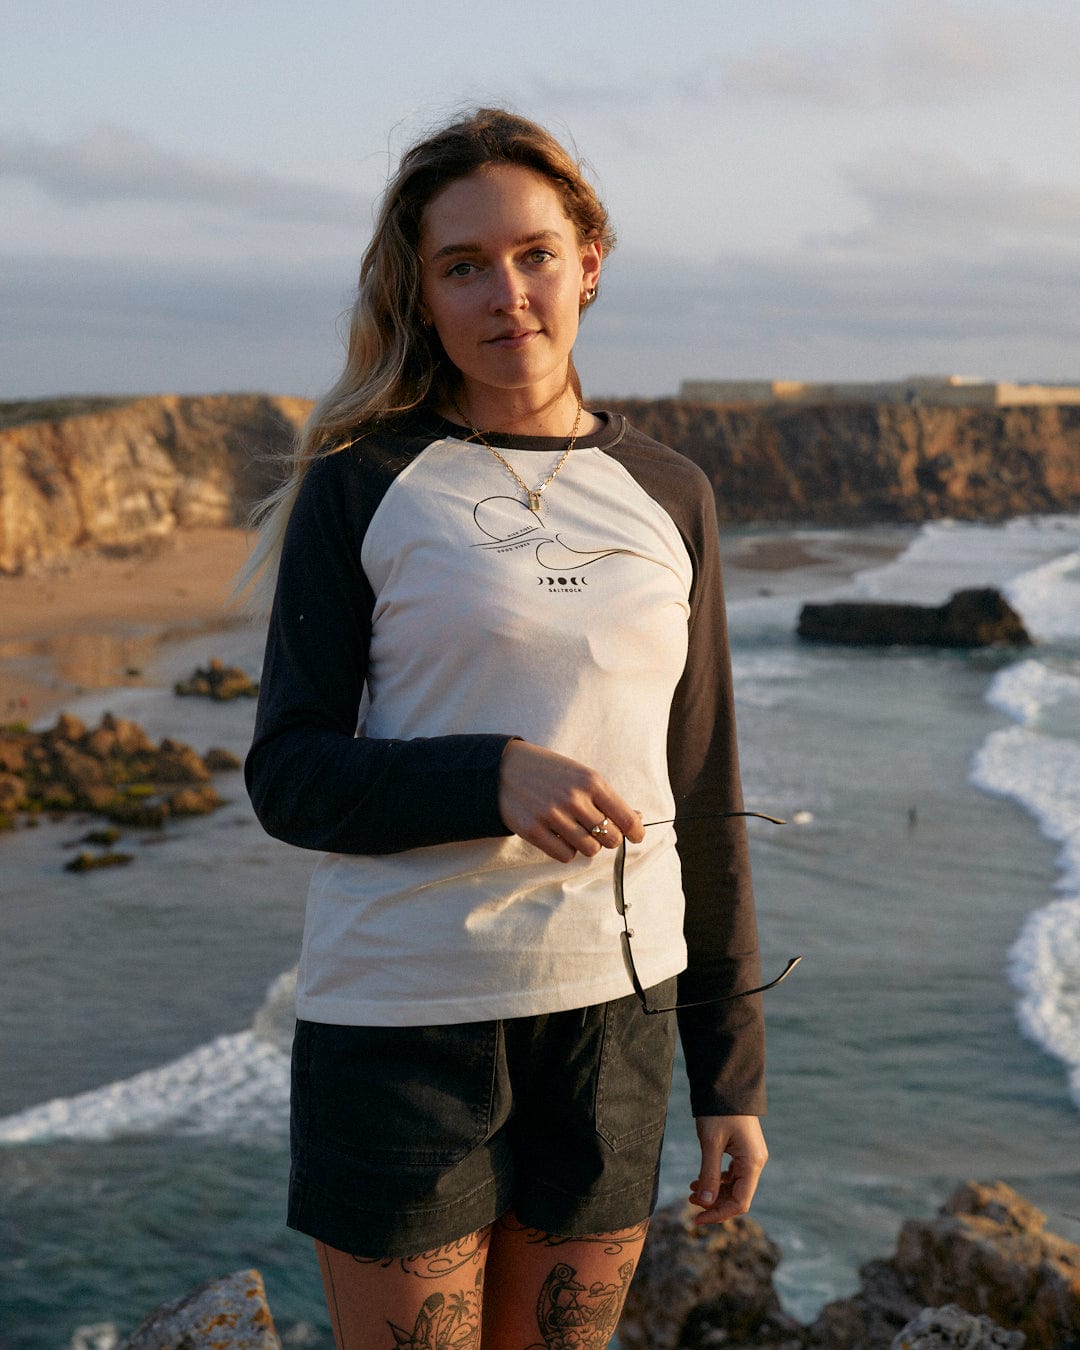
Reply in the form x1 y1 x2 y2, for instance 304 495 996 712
3 0 1079 400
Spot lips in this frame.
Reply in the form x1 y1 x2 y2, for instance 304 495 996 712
485 328 539 346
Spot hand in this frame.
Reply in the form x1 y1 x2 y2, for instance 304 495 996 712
498 740 644 863
689 1115 768 1225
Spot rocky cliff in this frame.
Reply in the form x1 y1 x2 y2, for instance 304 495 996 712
0 394 308 574
607 398 1080 525
3 394 1080 574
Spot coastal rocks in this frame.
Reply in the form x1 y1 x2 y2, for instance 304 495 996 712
797 589 1032 648
0 393 308 574
175 657 259 700
890 1304 1025 1348
622 1184 1078 1348
5 394 1080 573
116 1268 280 1349
608 399 1080 526
618 1202 804 1350
807 1182 1080 1349
0 710 235 835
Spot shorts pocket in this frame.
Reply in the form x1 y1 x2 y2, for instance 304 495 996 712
594 982 677 1150
295 1019 501 1167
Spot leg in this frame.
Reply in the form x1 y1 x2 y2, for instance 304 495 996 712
480 1212 649 1350
317 1227 492 1350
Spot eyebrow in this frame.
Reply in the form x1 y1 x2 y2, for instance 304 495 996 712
428 230 562 263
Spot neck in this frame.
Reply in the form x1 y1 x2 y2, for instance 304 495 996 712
443 381 586 439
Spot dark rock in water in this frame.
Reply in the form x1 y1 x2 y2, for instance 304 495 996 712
797 588 1032 648
117 1268 280 1349
175 657 259 700
0 710 235 848
63 849 134 873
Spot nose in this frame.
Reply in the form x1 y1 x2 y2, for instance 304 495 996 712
489 263 526 313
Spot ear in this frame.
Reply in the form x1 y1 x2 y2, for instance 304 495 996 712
580 237 603 294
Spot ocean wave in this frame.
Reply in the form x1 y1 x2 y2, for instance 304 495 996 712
970 725 1080 1110
0 971 296 1145
985 658 1080 730
1005 550 1080 643
855 515 1080 604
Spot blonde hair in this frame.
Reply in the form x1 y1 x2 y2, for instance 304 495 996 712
239 107 615 611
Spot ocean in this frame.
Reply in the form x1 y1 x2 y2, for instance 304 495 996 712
1 517 1078 1348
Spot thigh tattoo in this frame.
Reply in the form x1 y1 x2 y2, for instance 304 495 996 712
528 1259 635 1349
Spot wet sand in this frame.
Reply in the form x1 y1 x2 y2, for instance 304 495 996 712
0 528 255 724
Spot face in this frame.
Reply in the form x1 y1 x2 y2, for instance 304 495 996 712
418 163 602 416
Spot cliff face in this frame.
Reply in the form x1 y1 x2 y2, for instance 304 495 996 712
0 394 309 574
3 394 1080 574
607 398 1080 524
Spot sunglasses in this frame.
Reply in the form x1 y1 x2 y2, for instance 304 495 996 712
614 812 803 1015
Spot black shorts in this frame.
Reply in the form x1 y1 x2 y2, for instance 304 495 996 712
287 979 677 1257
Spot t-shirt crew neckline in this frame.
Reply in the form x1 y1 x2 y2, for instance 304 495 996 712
424 410 623 454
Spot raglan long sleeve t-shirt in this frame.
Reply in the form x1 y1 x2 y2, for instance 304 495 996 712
246 411 765 1116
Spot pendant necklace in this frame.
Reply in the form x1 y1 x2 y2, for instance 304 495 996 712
451 399 583 515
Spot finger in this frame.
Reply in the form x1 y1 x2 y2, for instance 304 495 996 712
688 1135 727 1212
590 794 644 845
579 815 622 852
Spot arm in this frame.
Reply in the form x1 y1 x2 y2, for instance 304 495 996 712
667 470 767 1118
245 448 514 855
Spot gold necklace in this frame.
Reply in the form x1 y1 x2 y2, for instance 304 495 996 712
451 399 583 515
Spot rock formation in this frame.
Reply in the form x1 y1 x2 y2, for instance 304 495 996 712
174 657 260 700
797 589 1032 648
0 393 308 573
4 394 1080 573
608 398 1080 526
116 1268 280 1349
621 1182 1078 1349
807 1181 1080 1349
0 709 237 834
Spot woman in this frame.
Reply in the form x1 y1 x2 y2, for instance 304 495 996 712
245 107 768 1350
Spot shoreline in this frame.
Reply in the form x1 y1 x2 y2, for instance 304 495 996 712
0 524 913 727
0 528 255 725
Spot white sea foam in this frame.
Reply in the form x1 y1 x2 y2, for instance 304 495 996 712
853 515 1080 604
1004 551 1080 643
0 971 296 1145
985 659 1080 730
971 723 1080 1110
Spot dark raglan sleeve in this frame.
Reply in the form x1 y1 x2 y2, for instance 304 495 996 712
666 462 767 1118
244 446 515 855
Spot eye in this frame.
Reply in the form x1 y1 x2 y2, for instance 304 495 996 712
526 248 556 264
446 261 477 278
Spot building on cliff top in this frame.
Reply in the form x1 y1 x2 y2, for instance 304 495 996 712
679 374 1080 407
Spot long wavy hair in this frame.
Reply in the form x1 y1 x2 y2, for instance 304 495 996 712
239 107 615 611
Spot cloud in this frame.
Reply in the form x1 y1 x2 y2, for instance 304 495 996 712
0 125 366 225
837 152 1080 250
724 3 1017 108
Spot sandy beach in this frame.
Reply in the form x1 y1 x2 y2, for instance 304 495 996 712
0 528 256 724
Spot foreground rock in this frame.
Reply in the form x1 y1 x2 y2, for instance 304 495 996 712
797 589 1032 648
623 1183 1078 1348
117 1268 280 1349
808 1182 1079 1349
175 657 259 700
890 1303 1025 1348
618 1203 804 1349
0 710 238 833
